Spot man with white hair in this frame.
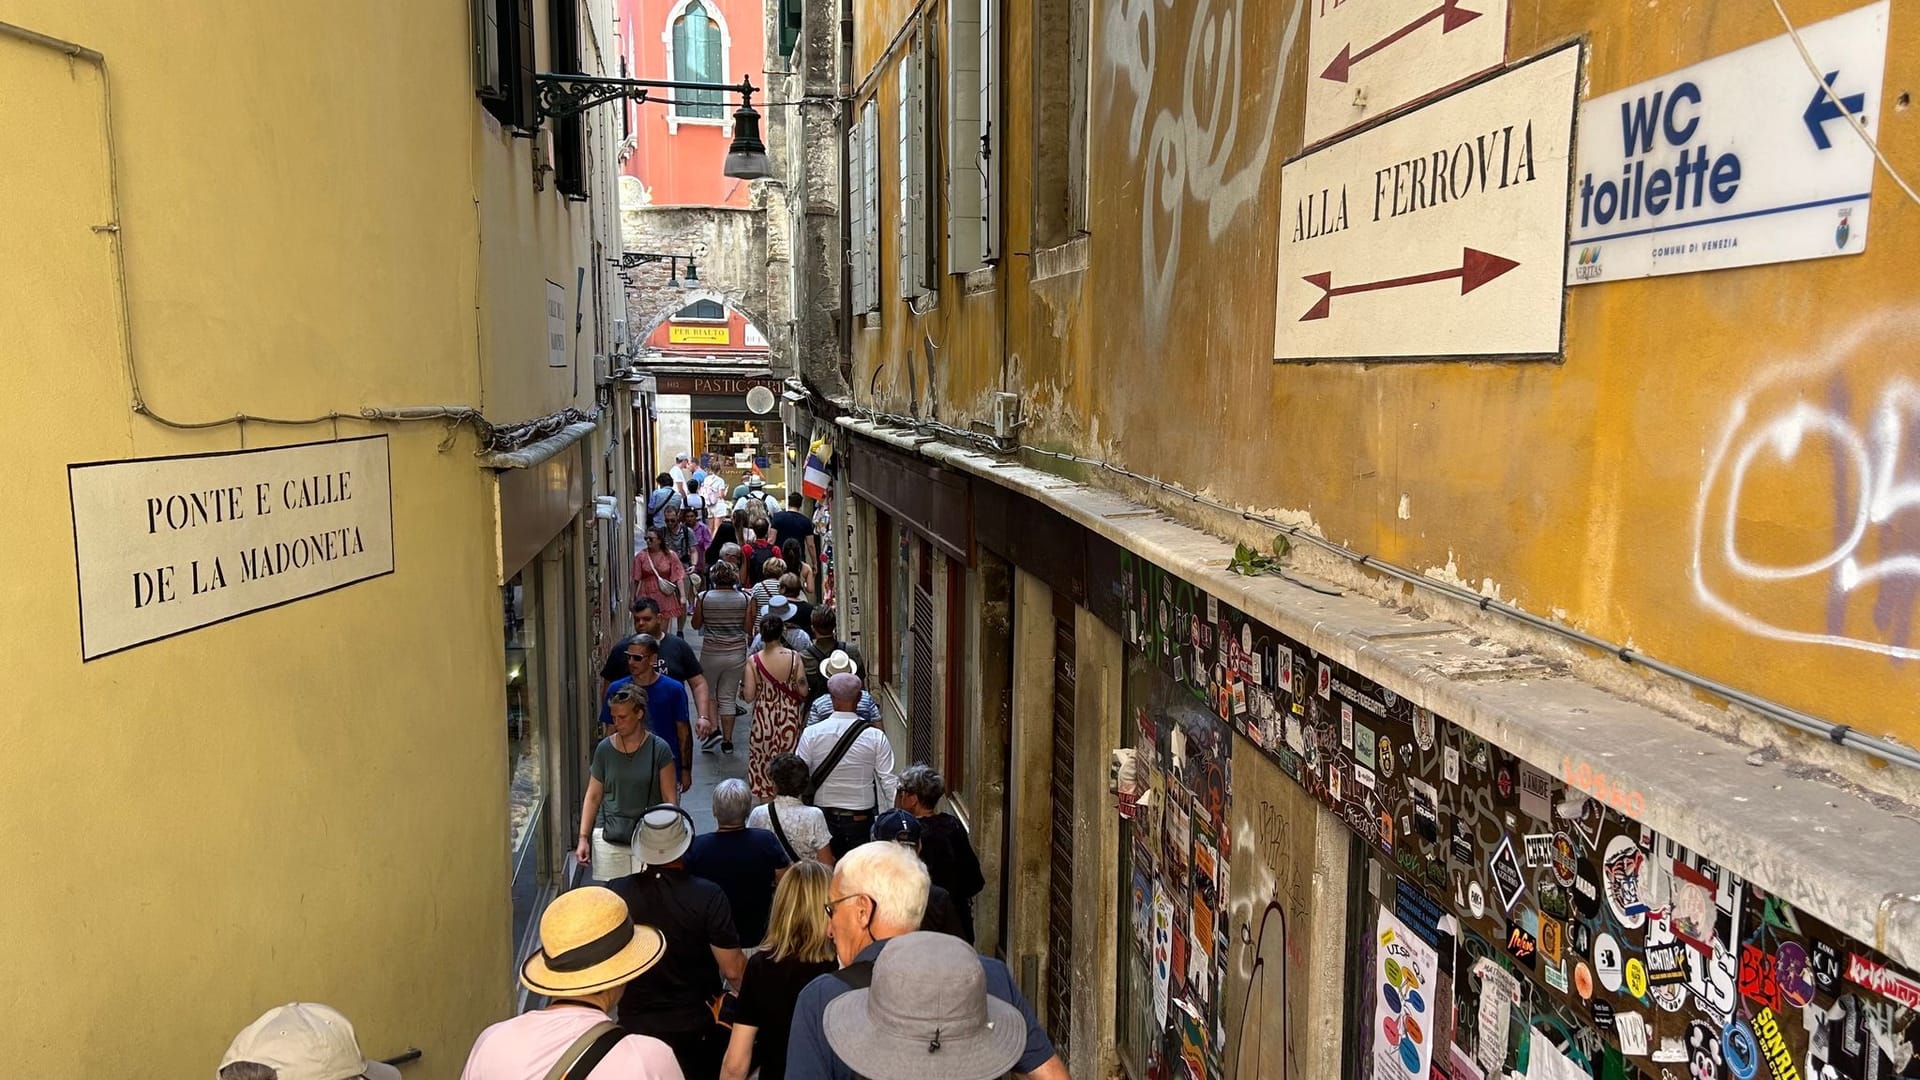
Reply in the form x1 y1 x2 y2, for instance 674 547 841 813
685 778 790 946
795 673 898 857
670 452 693 493
783 843 1066 1080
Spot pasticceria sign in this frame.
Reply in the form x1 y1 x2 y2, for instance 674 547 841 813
67 435 396 659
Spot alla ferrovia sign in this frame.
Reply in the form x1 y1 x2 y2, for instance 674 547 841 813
1566 1 1888 284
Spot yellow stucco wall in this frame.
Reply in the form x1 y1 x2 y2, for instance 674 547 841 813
0 2 613 1074
852 0 1920 748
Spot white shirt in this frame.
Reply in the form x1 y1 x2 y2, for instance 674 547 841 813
747 796 834 859
794 711 897 811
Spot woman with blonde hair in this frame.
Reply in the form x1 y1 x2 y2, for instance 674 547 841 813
719 860 838 1080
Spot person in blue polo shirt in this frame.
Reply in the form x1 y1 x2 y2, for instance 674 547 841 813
603 633 693 796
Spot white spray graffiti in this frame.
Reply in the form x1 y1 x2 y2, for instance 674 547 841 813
1103 0 1301 331
1691 307 1920 660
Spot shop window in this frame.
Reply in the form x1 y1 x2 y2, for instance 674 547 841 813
503 574 547 970
476 0 536 130
875 510 896 685
668 0 726 123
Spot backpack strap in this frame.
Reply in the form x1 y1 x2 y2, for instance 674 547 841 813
541 1020 628 1080
832 960 875 990
766 800 800 861
807 720 871 805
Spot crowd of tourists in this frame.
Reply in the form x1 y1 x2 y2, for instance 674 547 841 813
212 466 1056 1080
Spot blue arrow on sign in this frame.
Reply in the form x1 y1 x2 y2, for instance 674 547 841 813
1803 70 1867 150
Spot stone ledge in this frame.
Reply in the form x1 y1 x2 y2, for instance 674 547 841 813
838 417 1920 968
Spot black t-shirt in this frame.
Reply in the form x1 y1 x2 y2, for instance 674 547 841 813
599 633 706 684
734 951 836 1080
918 813 985 942
684 828 790 946
769 509 814 552
608 868 740 1033
921 883 969 941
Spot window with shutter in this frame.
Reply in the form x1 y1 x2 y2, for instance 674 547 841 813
980 0 1000 262
848 122 869 314
897 55 915 299
862 101 882 315
946 0 984 274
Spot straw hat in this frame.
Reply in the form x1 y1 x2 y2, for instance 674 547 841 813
217 1003 401 1080
519 886 666 997
820 649 859 679
823 932 1026 1080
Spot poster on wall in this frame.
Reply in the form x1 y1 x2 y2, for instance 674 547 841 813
1566 1 1888 284
1374 905 1441 1080
1274 43 1581 362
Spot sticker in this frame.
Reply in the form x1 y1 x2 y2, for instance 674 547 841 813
1624 956 1649 999
1341 703 1356 748
1278 646 1294 693
1574 961 1594 1001
1544 958 1568 993
1572 796 1607 851
1495 766 1514 800
1549 833 1578 887
1722 1018 1760 1080
1671 860 1719 953
1539 915 1566 965
1378 734 1395 777
1488 836 1527 913
1443 745 1461 784
1776 941 1816 1008
1845 951 1920 1009
1646 942 1690 985
1413 707 1435 751
1810 938 1841 995
1738 943 1782 1011
1354 721 1376 767
1602 834 1650 928
1594 933 1624 992
1518 764 1554 821
1651 981 1689 1012
1467 879 1486 919
1506 923 1538 965
1523 833 1555 868
1590 997 1615 1031
1451 819 1476 865
1318 661 1331 700
1473 958 1521 1072
1616 1011 1649 1057
1354 762 1378 790
1571 858 1603 919
1686 1019 1724 1078
1568 920 1591 959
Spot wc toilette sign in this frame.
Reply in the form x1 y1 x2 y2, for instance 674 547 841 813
68 436 396 659
1566 1 1888 284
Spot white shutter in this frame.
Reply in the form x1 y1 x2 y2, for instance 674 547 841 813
862 100 881 313
946 0 983 274
910 27 931 292
897 54 914 299
847 121 869 314
980 0 999 262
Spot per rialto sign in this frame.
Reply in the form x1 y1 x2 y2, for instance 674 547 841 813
67 436 395 659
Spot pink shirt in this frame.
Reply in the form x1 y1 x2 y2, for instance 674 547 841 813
460 1006 685 1080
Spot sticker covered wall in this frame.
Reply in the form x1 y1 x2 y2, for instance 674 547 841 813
1118 551 1920 1079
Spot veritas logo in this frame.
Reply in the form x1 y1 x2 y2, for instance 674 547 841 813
1573 246 1604 281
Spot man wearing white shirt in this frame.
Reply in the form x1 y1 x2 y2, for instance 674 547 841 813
794 673 898 857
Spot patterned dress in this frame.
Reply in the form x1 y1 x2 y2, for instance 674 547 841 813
747 647 809 799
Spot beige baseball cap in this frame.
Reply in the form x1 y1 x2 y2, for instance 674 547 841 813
218 1003 400 1080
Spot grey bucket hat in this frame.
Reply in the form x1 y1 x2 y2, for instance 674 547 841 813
822 932 1026 1080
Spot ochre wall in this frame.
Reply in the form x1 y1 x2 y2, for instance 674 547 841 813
851 0 1920 747
0 5 518 1076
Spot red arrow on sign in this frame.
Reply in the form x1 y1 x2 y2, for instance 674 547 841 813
1320 0 1482 83
1298 247 1519 321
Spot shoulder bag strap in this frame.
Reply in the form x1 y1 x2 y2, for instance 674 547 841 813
832 960 876 990
541 1020 624 1080
808 720 871 803
766 799 800 861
